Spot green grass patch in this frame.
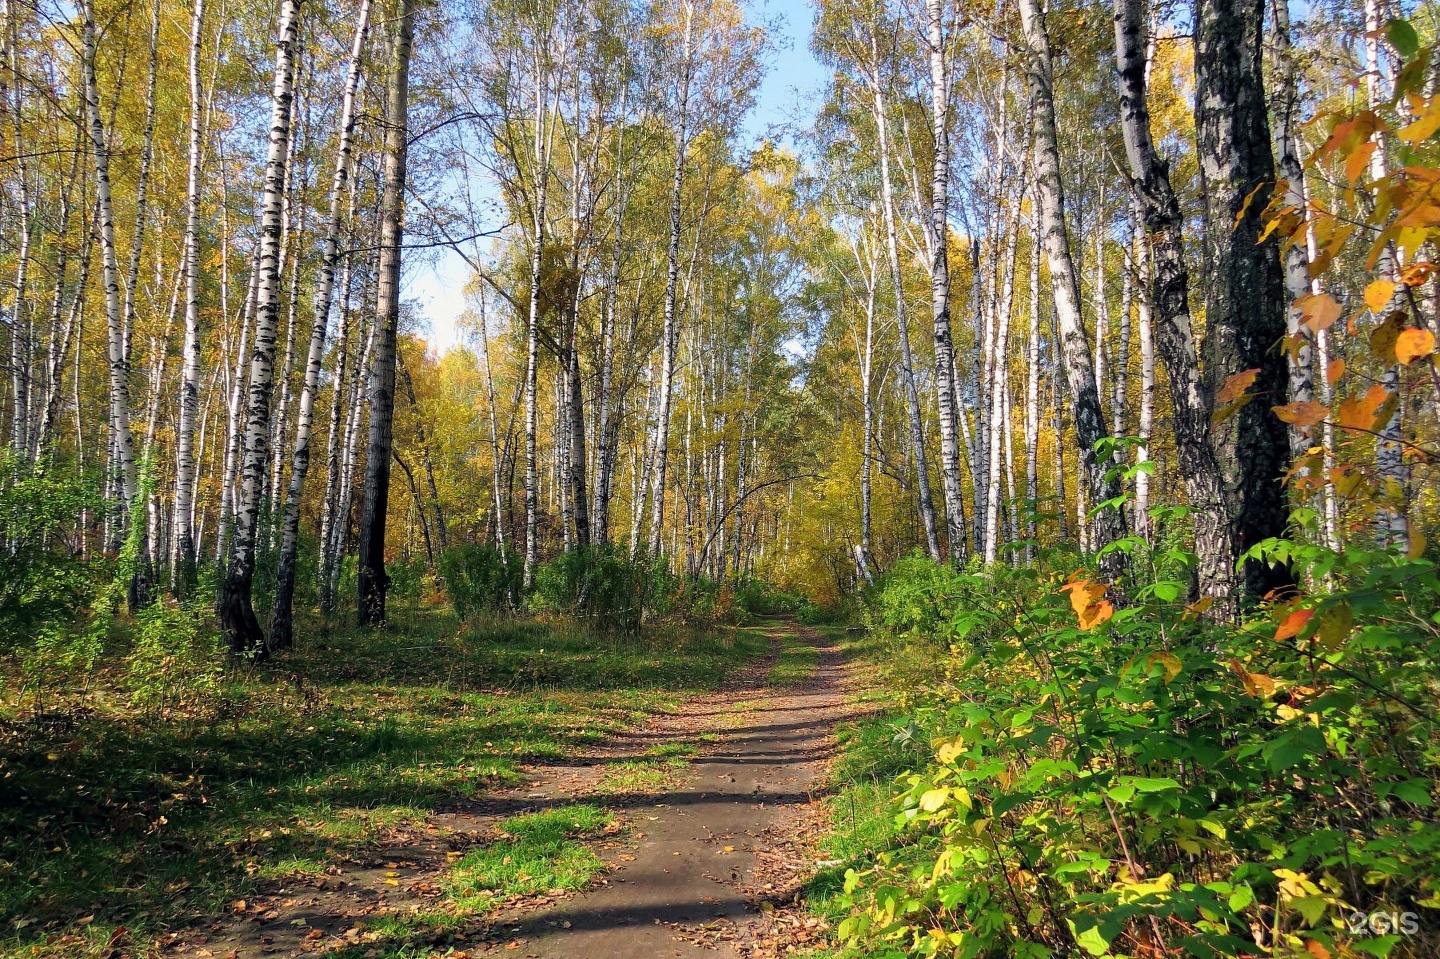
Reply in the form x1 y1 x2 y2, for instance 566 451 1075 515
767 637 819 688
0 609 766 957
444 805 614 902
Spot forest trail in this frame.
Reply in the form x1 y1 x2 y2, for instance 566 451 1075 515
169 621 857 959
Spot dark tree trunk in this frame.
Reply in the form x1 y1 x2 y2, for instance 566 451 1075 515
1115 0 1239 611
1194 0 1292 598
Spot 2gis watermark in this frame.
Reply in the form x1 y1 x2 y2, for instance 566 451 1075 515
1345 910 1421 937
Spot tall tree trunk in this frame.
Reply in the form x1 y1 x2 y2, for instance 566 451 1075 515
1130 201 1155 540
357 0 413 626
868 34 941 562
645 1 694 559
1018 0 1126 565
926 0 966 563
172 0 207 596
1115 0 1238 606
1024 219 1040 566
82 0 144 597
1194 0 1292 594
1363 0 1409 550
271 0 370 647
218 0 302 656
1270 0 1313 464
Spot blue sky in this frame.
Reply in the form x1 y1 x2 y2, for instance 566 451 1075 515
407 0 828 352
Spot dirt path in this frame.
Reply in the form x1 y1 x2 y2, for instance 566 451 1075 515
168 620 856 959
492 622 853 959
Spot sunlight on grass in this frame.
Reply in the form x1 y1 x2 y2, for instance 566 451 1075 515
444 805 615 901
0 610 765 958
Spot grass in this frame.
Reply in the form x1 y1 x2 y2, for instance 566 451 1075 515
445 804 615 903
767 634 820 688
798 626 935 955
0 608 767 958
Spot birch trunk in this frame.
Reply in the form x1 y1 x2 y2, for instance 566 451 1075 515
645 1 694 558
218 0 302 656
171 0 207 595
82 0 143 588
271 0 370 647
357 0 414 626
1194 0 1293 593
868 35 941 561
1018 0 1126 563
1115 0 1237 604
926 0 966 563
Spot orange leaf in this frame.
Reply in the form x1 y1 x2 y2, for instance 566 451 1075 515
1345 140 1378 183
1326 358 1345 385
1061 579 1114 630
1338 385 1388 430
1275 608 1315 641
1396 327 1436 364
1294 294 1342 333
1272 400 1330 429
1329 466 1363 497
1228 658 1279 697
1364 279 1397 313
1216 367 1261 403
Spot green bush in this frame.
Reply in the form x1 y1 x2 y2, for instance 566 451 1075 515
438 543 521 618
530 544 652 632
833 540 1440 959
0 451 105 675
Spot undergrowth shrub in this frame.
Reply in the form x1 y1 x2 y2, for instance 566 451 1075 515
439 544 521 618
127 600 224 715
530 544 651 632
834 540 1440 959
1 452 107 695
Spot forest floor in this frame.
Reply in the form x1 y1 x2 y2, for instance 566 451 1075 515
2 616 863 959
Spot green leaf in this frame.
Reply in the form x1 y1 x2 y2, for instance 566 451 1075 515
1387 18 1420 59
1392 779 1434 807
1228 885 1254 913
1074 924 1112 956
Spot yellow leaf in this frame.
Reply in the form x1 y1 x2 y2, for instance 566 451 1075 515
1408 530 1427 560
1326 358 1345 385
1364 279 1397 313
1272 400 1330 429
1399 98 1440 144
1183 596 1215 621
1294 294 1342 333
1147 651 1183 683
936 738 965 765
918 789 949 813
1396 327 1436 364
1275 607 1315 641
